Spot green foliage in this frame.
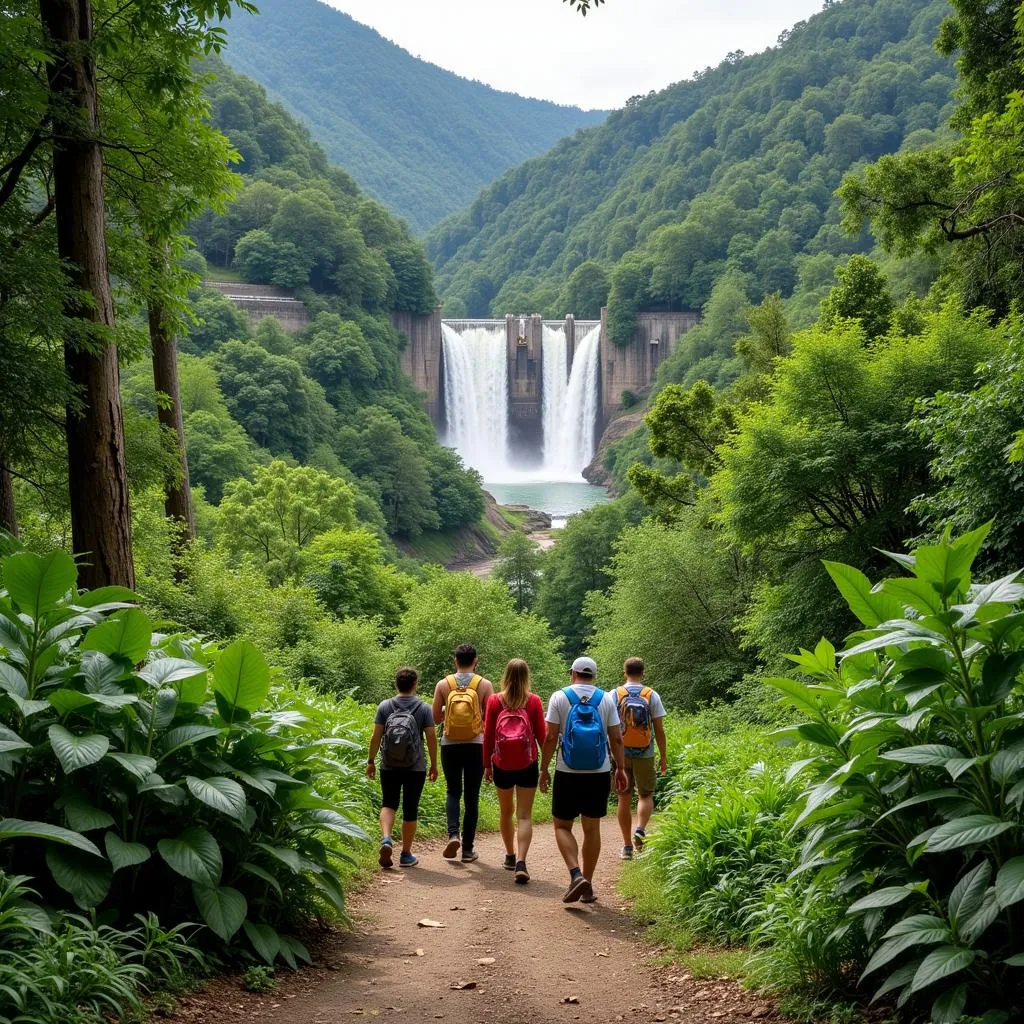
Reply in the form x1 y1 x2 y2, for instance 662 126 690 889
241 964 276 993
492 531 541 612
820 255 896 339
0 547 366 965
391 570 565 698
774 528 1024 1021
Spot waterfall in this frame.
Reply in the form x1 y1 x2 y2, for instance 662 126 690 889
441 323 510 478
541 323 601 479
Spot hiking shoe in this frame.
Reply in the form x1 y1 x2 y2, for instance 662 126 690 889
443 835 461 859
503 853 517 871
514 861 530 885
399 851 418 867
620 845 633 860
461 849 479 863
562 875 592 903
633 828 646 852
378 839 393 869
581 892 598 904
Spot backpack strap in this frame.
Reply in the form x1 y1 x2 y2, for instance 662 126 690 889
564 686 581 707
617 686 628 702
468 675 481 691
640 686 653 702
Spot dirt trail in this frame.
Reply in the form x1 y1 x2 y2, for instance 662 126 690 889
465 528 556 578
171 819 781 1024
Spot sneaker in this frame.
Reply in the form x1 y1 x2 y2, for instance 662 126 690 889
620 845 633 860
443 835 461 859
461 849 479 863
378 839 393 869
562 874 592 904
581 891 598 904
633 828 646 852
503 853 517 871
399 851 418 867
514 861 530 885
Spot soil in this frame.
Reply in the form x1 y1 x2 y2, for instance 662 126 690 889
168 820 784 1024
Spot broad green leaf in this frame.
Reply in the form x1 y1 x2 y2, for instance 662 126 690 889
847 885 917 914
871 960 919 1004
75 586 137 609
212 640 270 714
931 983 968 1024
280 934 311 965
925 815 1014 854
79 651 128 694
0 724 30 756
138 657 207 694
6 693 49 718
45 846 112 910
861 930 946 980
763 677 824 718
243 920 280 965
48 725 109 773
104 832 151 871
879 744 963 767
960 887 1000 945
995 857 1024 910
948 862 991 923
255 842 301 873
158 828 222 886
193 884 246 941
909 945 975 995
945 755 986 781
823 561 902 627
3 550 76 617
0 817 102 856
80 608 152 664
239 861 282 897
106 752 157 780
1006 953 1024 966
299 808 370 840
62 795 114 832
979 652 1024 706
883 914 948 938
883 576 946 617
186 776 246 820
159 724 222 759
0 662 28 698
991 742 1024 784
49 689 136 715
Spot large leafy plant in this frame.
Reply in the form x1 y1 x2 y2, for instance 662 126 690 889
771 525 1023 1022
0 548 367 966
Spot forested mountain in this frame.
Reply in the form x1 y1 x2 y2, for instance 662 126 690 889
427 0 955 324
218 0 607 232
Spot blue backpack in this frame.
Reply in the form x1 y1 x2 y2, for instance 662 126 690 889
561 687 607 770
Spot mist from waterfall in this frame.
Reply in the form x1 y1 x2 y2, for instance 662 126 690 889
441 323 510 478
540 323 601 480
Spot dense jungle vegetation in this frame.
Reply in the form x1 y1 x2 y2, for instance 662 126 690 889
218 0 608 232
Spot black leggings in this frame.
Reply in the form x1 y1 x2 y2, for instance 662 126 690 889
379 769 427 821
441 744 484 850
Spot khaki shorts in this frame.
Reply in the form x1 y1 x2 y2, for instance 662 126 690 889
623 756 656 797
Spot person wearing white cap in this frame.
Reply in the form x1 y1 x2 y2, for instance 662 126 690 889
539 655 628 903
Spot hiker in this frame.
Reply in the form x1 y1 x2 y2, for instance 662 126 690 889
539 656 628 904
366 666 438 869
614 657 668 859
432 644 494 863
483 658 547 884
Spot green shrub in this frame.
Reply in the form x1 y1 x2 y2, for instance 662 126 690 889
0 547 367 967
772 525 1024 1022
241 964 276 993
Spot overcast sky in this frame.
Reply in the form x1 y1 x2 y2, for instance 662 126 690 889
323 0 825 110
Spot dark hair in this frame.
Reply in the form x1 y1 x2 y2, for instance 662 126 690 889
624 657 645 678
395 666 418 693
453 644 477 669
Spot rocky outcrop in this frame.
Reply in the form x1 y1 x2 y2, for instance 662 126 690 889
583 410 645 487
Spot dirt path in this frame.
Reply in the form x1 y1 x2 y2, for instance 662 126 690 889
171 820 781 1024
465 529 557 578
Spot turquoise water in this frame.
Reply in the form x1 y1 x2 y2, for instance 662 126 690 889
485 480 611 527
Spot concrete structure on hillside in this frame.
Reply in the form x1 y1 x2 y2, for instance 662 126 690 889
392 308 444 425
204 281 310 332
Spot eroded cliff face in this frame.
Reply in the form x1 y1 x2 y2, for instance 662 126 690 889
583 410 645 489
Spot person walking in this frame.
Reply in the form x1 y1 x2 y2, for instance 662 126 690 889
614 657 668 859
539 656 628 904
432 644 494 863
483 658 546 884
366 666 438 869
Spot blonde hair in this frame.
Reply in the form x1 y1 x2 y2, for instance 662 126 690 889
500 659 531 709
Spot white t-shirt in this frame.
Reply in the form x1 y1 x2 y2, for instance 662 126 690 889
616 684 666 757
545 684 621 774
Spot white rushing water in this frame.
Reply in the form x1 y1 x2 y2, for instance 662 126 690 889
540 323 601 479
441 323 510 478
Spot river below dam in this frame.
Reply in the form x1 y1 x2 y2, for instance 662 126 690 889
486 479 610 527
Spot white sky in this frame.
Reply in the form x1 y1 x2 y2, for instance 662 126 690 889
324 0 825 110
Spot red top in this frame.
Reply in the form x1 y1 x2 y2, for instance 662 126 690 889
482 692 546 767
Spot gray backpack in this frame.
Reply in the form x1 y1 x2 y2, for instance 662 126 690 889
382 704 422 768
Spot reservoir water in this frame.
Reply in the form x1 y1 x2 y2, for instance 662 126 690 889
486 480 610 527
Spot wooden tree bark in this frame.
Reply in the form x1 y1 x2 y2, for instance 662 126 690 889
0 458 18 538
149 298 195 547
40 0 134 589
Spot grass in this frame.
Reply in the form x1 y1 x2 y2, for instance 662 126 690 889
202 266 245 283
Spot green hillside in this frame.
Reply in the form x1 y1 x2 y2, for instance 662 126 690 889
219 0 607 232
426 0 956 323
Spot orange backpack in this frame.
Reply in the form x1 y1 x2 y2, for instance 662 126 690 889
617 685 654 749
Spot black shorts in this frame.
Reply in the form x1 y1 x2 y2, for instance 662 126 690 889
379 769 427 821
551 770 612 821
492 760 540 790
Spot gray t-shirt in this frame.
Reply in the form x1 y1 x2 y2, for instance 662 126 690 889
439 672 489 746
375 695 434 771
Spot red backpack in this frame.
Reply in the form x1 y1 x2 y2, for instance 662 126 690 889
493 699 535 771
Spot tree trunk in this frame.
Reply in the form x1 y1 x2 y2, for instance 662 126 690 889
149 297 195 548
40 0 134 590
0 457 18 538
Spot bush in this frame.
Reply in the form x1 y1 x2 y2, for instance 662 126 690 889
772 525 1024 1022
0 547 367 966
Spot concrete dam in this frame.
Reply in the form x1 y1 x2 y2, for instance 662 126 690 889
391 309 699 480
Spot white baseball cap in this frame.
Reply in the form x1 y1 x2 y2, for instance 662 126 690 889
570 656 597 678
